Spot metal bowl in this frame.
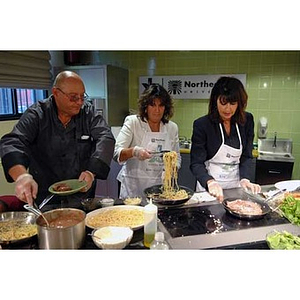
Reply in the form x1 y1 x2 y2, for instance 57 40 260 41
0 211 37 245
144 184 194 206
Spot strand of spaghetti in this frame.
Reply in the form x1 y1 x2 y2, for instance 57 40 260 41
0 221 37 241
160 151 188 200
87 209 144 228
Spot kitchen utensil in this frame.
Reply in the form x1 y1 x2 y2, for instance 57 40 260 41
150 150 170 157
0 211 37 245
265 189 287 202
144 184 194 206
48 179 87 195
24 204 50 227
36 208 86 249
222 197 271 220
39 194 55 210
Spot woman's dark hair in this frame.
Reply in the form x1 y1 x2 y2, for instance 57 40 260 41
208 76 248 124
138 84 174 124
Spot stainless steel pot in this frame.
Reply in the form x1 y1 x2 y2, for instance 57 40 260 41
36 208 86 249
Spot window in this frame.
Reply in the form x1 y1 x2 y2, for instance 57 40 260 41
0 51 52 120
0 87 49 120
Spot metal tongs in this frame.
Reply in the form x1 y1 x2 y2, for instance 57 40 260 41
264 189 287 202
150 150 170 157
243 188 286 203
38 194 55 210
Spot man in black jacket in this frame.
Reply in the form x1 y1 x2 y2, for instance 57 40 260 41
0 70 115 207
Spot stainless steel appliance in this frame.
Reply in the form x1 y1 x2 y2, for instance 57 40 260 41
67 65 129 126
91 97 106 118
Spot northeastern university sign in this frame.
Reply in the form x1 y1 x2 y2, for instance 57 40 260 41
139 74 246 100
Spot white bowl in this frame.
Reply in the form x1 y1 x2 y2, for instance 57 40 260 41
99 198 115 208
91 226 133 249
123 197 142 206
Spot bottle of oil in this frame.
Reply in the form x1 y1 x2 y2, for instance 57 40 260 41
252 142 259 158
143 199 157 248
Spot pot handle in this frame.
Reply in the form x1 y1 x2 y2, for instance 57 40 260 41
24 204 43 217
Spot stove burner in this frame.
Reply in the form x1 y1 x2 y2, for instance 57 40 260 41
158 203 289 238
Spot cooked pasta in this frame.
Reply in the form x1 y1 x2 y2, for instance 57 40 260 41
0 220 37 241
86 208 144 229
124 197 142 205
160 151 189 200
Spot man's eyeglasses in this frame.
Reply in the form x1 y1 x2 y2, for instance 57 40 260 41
56 87 89 102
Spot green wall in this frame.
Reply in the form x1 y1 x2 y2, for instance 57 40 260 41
92 50 300 180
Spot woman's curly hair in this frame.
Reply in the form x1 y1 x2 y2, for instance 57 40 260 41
138 84 174 124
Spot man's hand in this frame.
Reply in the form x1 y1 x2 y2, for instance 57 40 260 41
79 170 95 192
15 174 38 206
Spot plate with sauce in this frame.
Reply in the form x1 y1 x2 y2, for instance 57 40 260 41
48 179 87 195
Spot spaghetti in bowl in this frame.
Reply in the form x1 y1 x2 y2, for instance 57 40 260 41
123 197 142 206
144 184 194 206
144 151 194 206
85 205 144 230
0 211 37 245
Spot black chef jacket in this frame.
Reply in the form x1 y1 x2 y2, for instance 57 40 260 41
190 112 254 189
0 95 116 205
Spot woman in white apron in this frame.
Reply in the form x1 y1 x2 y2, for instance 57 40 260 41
191 76 261 202
113 84 181 199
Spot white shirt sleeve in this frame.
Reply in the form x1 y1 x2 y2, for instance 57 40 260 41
113 115 145 164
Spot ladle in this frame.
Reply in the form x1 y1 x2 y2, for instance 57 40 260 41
24 204 50 227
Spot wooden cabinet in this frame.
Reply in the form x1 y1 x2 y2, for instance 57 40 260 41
255 159 294 185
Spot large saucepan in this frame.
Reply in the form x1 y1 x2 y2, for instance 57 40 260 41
144 184 194 206
36 208 86 249
0 211 37 246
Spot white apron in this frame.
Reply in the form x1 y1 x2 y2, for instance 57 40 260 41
118 131 171 199
196 123 242 192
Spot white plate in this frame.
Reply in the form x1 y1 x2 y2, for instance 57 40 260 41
85 205 144 230
274 180 300 192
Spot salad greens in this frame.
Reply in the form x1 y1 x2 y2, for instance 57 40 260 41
279 195 300 226
266 230 300 250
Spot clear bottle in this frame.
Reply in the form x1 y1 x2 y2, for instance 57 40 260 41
150 232 169 250
143 199 158 248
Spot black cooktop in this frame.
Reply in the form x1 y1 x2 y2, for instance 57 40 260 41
158 203 288 238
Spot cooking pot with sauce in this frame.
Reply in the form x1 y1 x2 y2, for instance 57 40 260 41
36 208 86 249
